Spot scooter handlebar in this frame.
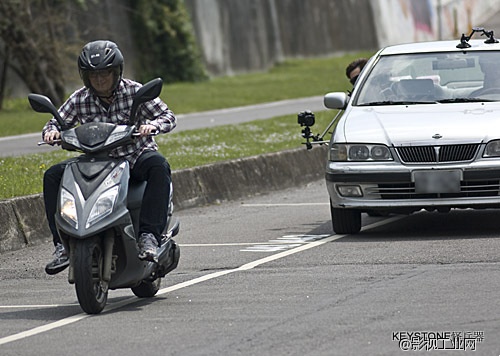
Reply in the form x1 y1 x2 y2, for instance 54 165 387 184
38 140 61 146
132 130 159 137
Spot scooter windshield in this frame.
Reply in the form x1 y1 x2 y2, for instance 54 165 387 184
75 122 116 148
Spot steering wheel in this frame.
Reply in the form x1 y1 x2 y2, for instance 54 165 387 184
389 81 436 102
469 87 500 97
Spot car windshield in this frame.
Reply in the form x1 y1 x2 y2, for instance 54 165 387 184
355 51 500 106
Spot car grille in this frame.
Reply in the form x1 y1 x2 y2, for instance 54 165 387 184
396 144 480 163
372 180 500 199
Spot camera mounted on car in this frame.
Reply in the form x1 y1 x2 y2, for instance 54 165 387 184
297 110 320 150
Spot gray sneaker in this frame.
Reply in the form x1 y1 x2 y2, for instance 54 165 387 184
45 243 69 275
138 233 159 262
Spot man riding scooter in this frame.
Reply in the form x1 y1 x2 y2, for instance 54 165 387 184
42 40 177 274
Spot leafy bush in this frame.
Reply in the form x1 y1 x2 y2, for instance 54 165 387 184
128 0 207 83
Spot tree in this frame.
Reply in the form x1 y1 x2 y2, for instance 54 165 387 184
128 0 207 83
0 0 208 109
0 0 70 106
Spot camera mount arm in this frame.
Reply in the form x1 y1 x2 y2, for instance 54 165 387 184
457 27 498 48
297 110 342 149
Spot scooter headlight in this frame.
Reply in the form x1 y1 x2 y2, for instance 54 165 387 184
60 188 78 229
86 185 119 228
61 130 80 149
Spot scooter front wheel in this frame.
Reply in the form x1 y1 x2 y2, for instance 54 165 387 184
73 237 108 314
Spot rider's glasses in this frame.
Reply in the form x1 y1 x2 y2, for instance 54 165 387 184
88 69 114 78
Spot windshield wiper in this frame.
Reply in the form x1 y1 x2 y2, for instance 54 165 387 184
438 98 496 103
358 100 437 106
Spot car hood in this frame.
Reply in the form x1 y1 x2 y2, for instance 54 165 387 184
342 103 500 146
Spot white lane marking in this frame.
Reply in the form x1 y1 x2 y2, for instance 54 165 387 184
241 244 303 252
0 215 403 346
0 314 91 345
178 242 293 247
241 203 329 207
179 235 332 249
241 234 331 252
277 234 331 242
0 304 79 309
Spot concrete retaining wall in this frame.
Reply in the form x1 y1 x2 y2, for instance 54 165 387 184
6 0 500 95
185 0 500 76
0 146 328 254
184 0 378 75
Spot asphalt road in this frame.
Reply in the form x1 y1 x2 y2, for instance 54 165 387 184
1 180 499 355
0 96 325 157
3 12 500 355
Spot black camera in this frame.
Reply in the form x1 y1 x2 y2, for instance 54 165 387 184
297 110 315 127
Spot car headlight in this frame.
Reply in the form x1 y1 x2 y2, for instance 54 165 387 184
484 140 500 157
330 144 393 161
60 188 78 229
86 186 119 229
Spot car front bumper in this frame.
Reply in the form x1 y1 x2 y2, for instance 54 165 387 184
325 160 500 211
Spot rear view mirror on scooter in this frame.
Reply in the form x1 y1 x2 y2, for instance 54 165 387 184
135 77 163 102
28 94 68 130
130 78 163 127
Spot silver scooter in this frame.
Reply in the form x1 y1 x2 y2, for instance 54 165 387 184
28 78 180 314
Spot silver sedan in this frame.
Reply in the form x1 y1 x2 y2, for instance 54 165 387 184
308 28 500 234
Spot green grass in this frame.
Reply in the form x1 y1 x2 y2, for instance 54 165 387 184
0 111 334 199
0 52 373 199
164 57 355 113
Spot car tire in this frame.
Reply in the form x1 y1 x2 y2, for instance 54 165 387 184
330 202 362 234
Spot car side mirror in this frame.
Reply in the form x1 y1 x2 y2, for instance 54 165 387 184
324 92 348 110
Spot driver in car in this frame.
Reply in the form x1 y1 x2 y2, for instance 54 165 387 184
470 55 500 96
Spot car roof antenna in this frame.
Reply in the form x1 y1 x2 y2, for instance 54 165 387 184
457 27 498 48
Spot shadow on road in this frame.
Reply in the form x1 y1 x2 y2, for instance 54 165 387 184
339 209 500 242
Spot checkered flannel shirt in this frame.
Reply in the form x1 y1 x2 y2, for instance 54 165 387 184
42 78 176 167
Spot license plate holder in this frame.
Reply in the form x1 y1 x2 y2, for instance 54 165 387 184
413 170 461 194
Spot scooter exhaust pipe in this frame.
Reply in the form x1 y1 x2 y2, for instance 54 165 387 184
157 241 180 278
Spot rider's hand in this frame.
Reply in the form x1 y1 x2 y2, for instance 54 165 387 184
137 124 158 137
44 130 61 145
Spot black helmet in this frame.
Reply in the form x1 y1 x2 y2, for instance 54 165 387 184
78 40 124 92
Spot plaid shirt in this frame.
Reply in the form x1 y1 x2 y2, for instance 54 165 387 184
42 78 176 167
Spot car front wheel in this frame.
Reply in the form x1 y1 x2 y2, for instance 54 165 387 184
330 202 361 234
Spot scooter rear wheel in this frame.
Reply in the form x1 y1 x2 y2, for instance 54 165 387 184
74 237 108 314
131 278 161 298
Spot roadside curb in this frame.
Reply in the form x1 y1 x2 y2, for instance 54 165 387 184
0 146 327 253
